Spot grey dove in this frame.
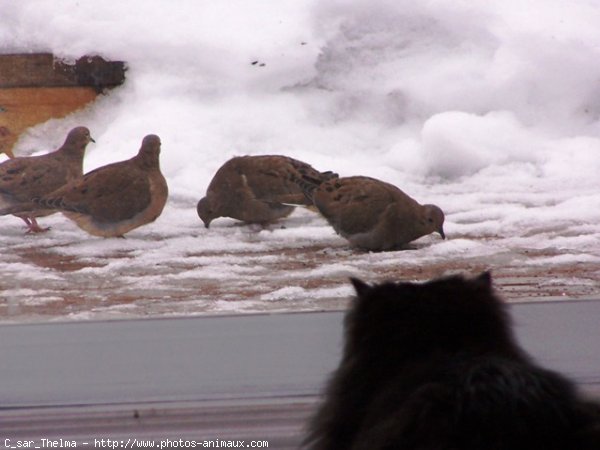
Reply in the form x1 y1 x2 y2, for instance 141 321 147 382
197 155 337 228
33 134 168 238
306 176 445 251
0 126 94 232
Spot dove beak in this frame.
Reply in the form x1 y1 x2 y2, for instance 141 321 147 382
90 136 96 143
438 227 446 240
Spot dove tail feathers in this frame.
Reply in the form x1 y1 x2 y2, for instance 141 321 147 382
293 170 338 203
33 196 88 215
32 196 59 209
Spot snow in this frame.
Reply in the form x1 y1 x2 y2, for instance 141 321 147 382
1 0 600 321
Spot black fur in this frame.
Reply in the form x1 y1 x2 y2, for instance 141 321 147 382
305 272 600 450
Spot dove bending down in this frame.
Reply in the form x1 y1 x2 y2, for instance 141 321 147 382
197 155 337 228
0 126 94 233
32 134 168 238
306 176 445 251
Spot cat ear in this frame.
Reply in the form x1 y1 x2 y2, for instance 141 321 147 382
350 277 371 297
473 271 493 290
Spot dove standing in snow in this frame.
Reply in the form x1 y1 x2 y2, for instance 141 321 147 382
0 126 94 233
305 176 445 251
0 126 15 159
33 134 168 238
197 155 337 228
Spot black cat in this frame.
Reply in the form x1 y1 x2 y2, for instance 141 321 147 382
304 272 600 450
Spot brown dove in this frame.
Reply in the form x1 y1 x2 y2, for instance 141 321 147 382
33 134 168 238
308 176 445 251
0 126 94 232
197 155 337 228
0 126 15 158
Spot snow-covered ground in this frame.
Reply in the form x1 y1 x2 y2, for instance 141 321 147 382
1 0 600 322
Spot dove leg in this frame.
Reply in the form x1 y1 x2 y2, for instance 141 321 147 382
21 217 50 233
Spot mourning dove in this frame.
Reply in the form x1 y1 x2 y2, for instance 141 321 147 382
307 176 445 251
0 126 15 158
197 155 337 228
33 134 168 238
0 126 94 232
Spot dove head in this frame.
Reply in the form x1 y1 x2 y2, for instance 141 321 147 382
197 196 219 228
423 204 445 239
138 134 161 169
62 126 95 157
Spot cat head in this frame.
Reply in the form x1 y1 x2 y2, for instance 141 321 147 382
345 272 517 362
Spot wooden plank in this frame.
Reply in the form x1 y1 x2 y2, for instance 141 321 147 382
0 53 73 89
0 53 125 89
0 87 98 154
0 53 125 158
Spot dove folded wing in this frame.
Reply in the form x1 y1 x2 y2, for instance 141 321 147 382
37 164 152 222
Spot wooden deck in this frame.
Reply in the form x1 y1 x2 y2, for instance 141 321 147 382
0 53 125 158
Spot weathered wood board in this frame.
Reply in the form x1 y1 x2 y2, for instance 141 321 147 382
0 53 125 158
